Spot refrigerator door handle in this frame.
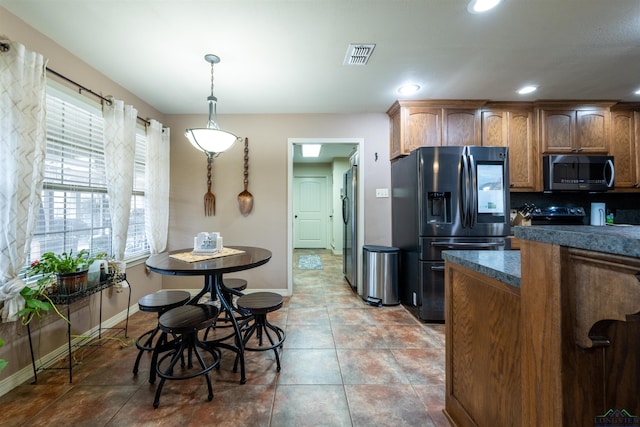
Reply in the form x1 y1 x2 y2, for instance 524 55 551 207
431 241 505 249
342 196 349 224
461 150 470 228
468 152 477 228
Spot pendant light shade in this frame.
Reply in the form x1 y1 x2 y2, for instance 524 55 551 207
185 54 238 155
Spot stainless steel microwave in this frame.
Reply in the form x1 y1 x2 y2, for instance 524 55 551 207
543 155 614 192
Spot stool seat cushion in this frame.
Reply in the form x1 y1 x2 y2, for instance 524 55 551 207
138 290 191 313
237 292 283 314
159 304 219 334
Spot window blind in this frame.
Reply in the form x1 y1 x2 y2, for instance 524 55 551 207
27 85 149 265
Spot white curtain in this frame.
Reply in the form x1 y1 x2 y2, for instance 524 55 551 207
144 121 170 254
103 99 137 260
0 40 47 322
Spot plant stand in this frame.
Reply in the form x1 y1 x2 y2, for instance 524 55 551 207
26 275 131 384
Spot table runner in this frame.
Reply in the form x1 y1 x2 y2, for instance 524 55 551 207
169 247 245 263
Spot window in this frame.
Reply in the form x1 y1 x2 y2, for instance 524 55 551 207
27 84 149 265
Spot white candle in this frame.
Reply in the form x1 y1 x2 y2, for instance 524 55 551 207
217 236 223 250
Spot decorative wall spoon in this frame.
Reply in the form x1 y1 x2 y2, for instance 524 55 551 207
237 137 253 216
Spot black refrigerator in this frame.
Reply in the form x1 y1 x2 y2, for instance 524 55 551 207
391 146 510 322
342 164 357 291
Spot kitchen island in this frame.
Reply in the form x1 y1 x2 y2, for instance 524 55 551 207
442 225 640 427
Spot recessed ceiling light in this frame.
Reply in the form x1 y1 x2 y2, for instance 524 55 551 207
634 88 640 95
467 0 503 14
517 85 538 95
398 84 421 95
302 144 322 157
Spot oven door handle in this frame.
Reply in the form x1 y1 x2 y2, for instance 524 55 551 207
431 241 505 249
431 265 445 272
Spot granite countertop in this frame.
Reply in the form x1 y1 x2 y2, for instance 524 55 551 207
513 225 640 258
442 250 521 288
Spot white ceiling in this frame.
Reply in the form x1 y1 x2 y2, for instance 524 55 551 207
2 0 640 116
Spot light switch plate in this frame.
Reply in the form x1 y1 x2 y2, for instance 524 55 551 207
376 188 389 198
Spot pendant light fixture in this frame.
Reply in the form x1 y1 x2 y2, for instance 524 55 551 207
185 54 238 155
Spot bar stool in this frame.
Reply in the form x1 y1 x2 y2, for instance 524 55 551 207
133 290 191 377
151 304 221 408
234 292 286 372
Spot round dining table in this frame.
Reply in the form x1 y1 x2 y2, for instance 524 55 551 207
145 246 272 384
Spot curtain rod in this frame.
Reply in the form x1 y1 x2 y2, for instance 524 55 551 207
46 67 151 126
1 42 154 128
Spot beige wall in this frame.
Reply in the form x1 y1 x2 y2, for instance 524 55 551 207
162 114 393 292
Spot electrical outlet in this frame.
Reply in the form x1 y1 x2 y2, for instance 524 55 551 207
375 188 389 198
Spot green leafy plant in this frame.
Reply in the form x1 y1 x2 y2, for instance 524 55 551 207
26 249 104 283
18 249 106 325
0 338 7 372
16 281 66 325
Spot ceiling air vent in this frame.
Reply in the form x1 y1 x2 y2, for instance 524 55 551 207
343 44 376 66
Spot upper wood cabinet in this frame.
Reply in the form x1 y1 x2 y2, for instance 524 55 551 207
538 102 615 154
443 108 481 147
610 105 640 189
388 100 486 159
481 104 538 191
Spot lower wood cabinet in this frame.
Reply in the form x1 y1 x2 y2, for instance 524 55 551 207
445 243 640 427
445 263 521 427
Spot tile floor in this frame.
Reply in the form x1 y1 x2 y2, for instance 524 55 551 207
0 249 449 427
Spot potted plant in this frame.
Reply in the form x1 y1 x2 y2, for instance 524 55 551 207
18 249 106 325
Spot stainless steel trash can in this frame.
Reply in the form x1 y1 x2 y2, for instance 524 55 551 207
361 245 400 306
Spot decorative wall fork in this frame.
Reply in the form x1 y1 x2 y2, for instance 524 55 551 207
204 153 215 216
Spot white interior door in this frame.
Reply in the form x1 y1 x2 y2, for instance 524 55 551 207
293 176 327 248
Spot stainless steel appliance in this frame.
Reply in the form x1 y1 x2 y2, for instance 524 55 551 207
530 205 586 225
543 155 614 192
391 146 510 322
342 160 358 291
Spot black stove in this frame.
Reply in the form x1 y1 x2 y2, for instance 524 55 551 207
531 206 586 225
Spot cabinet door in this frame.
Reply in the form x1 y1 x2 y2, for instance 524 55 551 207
444 109 480 146
576 110 609 153
610 110 638 188
390 108 403 159
542 109 609 154
407 107 442 150
507 110 536 191
481 110 537 191
481 111 505 147
541 110 574 153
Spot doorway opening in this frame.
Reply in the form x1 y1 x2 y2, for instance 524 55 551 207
287 138 364 296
